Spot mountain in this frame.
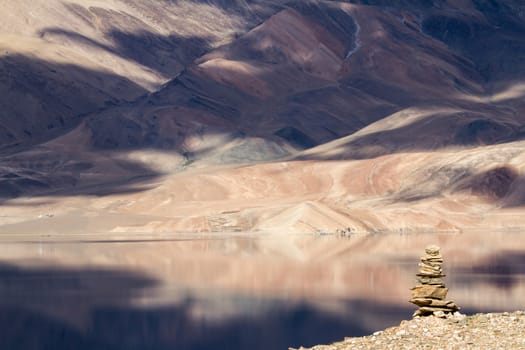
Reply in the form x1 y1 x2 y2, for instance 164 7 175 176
1 0 525 234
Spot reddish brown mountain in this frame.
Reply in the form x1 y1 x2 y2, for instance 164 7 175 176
1 0 525 233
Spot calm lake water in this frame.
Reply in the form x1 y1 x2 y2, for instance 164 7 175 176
0 231 524 349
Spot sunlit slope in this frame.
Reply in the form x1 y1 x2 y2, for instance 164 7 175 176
78 0 525 161
1 0 525 233
0 0 283 151
82 1 487 155
2 138 525 234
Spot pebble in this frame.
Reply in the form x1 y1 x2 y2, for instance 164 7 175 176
298 312 525 350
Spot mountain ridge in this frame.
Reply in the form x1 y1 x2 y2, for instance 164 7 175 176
1 0 525 234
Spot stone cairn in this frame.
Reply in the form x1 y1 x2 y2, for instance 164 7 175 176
410 245 460 317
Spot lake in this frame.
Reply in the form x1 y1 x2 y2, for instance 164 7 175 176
0 231 524 349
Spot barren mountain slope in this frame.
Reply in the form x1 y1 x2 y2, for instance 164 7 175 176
0 0 285 151
2 139 525 234
1 0 525 234
64 0 525 160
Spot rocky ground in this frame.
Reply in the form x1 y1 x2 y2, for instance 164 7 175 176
294 311 525 350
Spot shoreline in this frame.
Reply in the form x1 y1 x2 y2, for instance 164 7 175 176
293 311 525 350
1 226 525 242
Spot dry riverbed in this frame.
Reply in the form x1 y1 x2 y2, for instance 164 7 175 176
293 311 525 350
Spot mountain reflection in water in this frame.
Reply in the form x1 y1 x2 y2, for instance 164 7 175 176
0 231 524 350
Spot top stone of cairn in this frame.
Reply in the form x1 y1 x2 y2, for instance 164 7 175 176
425 245 441 256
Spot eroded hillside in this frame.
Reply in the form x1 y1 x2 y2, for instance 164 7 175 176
1 0 525 234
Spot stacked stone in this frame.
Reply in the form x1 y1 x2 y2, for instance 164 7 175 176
410 245 460 317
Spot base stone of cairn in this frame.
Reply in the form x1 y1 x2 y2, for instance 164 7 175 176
410 245 460 317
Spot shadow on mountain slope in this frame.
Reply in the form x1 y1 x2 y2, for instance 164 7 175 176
127 0 525 162
297 101 525 160
38 28 212 79
2 0 288 152
0 54 147 152
420 2 525 84
502 175 525 208
49 0 293 80
0 146 162 200
3 0 525 201
0 52 171 199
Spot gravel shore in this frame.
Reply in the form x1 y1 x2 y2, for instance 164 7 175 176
292 311 525 350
